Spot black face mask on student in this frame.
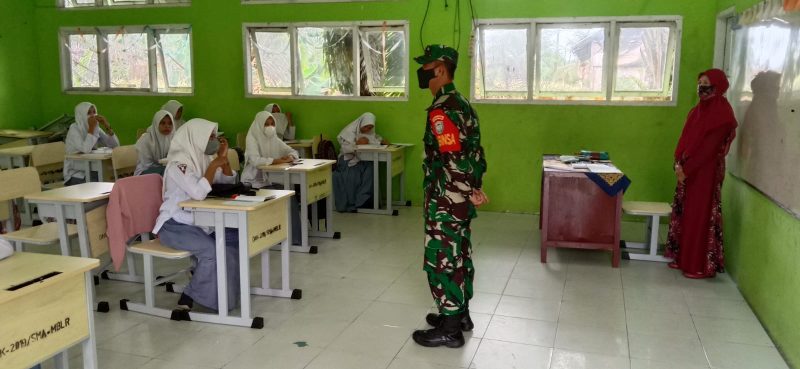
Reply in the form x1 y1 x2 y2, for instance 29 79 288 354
697 85 715 99
417 67 437 89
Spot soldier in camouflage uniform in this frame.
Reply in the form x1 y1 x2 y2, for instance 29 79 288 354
412 45 488 348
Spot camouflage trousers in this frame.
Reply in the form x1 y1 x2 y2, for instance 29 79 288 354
423 219 474 316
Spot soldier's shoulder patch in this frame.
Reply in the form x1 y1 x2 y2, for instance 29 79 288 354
177 164 187 174
428 109 461 153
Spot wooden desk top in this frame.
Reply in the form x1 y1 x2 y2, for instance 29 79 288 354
356 144 410 152
0 252 99 304
0 129 53 139
66 152 113 160
258 158 335 172
25 182 114 203
180 189 294 211
0 145 35 156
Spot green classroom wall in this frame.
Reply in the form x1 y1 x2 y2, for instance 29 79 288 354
26 0 718 213
0 1 42 129
2 0 797 366
715 0 800 367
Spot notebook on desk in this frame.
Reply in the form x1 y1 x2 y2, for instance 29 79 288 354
357 144 388 150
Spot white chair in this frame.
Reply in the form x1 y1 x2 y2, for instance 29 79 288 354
0 168 79 252
112 175 192 321
111 145 138 180
621 201 673 262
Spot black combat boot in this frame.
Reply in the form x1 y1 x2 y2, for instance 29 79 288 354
412 313 466 348
425 309 474 331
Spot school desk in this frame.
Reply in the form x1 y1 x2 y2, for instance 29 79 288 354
0 145 35 170
24 182 113 259
0 129 53 145
169 189 300 328
65 152 113 182
0 252 100 369
258 159 339 254
539 157 623 268
355 144 412 216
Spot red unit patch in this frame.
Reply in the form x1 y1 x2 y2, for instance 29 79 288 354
429 109 461 153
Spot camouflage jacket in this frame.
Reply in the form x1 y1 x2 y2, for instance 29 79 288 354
422 83 487 222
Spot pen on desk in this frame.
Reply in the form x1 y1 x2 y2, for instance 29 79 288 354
313 162 325 166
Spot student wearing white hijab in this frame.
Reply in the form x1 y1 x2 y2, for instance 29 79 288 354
64 102 120 185
332 112 389 212
153 119 240 312
241 111 299 187
241 111 303 244
162 100 186 130
134 110 174 176
264 103 295 140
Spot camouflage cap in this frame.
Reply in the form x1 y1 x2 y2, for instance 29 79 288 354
414 44 459 65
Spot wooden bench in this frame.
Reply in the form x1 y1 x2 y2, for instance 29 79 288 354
621 201 673 262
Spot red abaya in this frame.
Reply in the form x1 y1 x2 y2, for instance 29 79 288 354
666 69 738 278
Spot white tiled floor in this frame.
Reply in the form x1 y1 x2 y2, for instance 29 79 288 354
35 209 791 369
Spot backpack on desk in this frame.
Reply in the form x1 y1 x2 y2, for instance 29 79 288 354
315 137 338 168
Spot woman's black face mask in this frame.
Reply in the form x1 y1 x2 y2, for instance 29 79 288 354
697 85 715 98
417 66 437 89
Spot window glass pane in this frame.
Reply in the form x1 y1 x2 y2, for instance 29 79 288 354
297 27 354 96
475 27 528 99
539 26 605 92
360 29 406 97
107 32 150 89
156 31 192 93
251 31 292 95
741 23 790 94
64 0 188 7
67 34 99 88
615 27 670 92
64 0 96 8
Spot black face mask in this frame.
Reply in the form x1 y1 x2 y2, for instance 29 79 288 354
417 67 437 89
697 85 715 98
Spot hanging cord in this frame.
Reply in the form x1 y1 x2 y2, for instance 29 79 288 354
454 0 462 51
420 0 432 49
467 0 478 57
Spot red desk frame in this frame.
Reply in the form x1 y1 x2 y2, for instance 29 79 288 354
539 168 623 268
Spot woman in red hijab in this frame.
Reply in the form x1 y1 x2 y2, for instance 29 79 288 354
666 69 738 279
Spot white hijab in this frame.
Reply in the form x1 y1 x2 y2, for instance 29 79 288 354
164 118 217 190
136 110 174 161
73 102 95 137
161 100 185 129
245 111 294 165
264 103 289 139
337 112 381 166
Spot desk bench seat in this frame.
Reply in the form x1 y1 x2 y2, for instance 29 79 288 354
1 222 78 249
621 201 672 263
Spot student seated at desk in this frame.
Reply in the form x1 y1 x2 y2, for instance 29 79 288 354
241 111 302 244
162 100 186 130
64 102 120 185
264 103 295 140
134 110 174 176
332 112 389 212
153 119 240 312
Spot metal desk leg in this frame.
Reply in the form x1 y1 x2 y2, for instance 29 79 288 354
386 152 396 216
54 204 71 256
252 203 301 300
237 212 252 323
288 172 314 254
373 158 380 210
82 272 99 369
214 212 228 317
